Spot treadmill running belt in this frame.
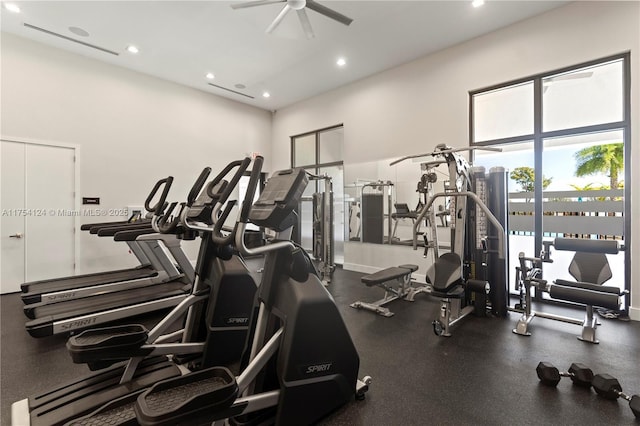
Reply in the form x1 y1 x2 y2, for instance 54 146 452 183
25 282 189 321
21 266 157 298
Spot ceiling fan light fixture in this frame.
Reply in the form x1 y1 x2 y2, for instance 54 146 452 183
4 3 21 13
288 0 306 11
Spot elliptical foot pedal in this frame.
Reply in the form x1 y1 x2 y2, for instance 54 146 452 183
64 391 142 426
67 324 149 364
135 366 238 426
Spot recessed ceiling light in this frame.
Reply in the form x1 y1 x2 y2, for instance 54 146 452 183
126 45 139 54
336 58 346 67
262 92 271 98
4 3 21 13
69 26 90 37
472 0 485 7
206 72 215 80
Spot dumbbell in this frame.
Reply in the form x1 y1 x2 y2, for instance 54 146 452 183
536 361 593 388
591 373 640 419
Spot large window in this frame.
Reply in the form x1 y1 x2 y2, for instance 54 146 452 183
470 54 630 310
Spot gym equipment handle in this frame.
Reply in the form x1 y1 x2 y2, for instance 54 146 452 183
211 201 238 246
157 202 186 234
239 156 264 223
145 176 174 213
215 157 252 206
210 157 253 246
186 167 213 208
206 159 249 201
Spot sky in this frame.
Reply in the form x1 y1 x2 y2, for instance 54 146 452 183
474 133 623 192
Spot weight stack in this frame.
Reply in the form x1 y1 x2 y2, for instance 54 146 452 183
488 167 509 317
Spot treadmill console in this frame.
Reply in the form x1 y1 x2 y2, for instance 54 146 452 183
249 168 308 231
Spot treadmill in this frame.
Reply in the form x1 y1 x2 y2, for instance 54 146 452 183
21 223 195 306
23 179 194 338
20 178 193 305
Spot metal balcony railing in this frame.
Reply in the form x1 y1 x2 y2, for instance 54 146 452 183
508 189 624 239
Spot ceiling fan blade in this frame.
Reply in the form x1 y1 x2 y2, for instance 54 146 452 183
230 0 285 10
266 4 291 34
548 71 594 82
297 9 315 39
305 0 353 26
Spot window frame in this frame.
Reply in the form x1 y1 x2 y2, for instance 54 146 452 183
291 123 344 171
469 52 631 311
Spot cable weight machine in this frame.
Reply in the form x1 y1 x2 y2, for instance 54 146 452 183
306 172 336 283
392 144 510 333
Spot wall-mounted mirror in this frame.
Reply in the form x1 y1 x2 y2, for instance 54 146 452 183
343 156 451 251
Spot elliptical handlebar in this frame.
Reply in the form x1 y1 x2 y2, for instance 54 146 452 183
145 176 173 214
206 159 248 200
154 201 187 234
215 158 252 208
239 156 263 224
180 164 237 233
210 157 253 246
186 167 212 208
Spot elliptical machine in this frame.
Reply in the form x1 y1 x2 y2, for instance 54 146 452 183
11 160 259 426
126 157 370 425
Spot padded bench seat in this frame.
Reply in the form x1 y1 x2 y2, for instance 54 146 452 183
352 264 425 317
549 285 621 311
554 279 623 295
361 264 418 287
431 285 465 300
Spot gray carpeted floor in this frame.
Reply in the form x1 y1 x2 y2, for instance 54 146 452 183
2 265 639 425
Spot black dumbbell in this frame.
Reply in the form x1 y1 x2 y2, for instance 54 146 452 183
536 361 593 388
591 373 640 419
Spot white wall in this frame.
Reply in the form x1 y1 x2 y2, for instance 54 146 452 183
271 1 640 319
1 32 272 273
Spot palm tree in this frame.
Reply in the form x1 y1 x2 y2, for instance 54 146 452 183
574 143 624 191
510 166 552 192
569 183 604 201
510 166 552 203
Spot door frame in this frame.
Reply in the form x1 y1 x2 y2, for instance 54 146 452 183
1 135 81 283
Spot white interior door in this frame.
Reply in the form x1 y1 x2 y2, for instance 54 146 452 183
1 140 76 293
1 141 27 293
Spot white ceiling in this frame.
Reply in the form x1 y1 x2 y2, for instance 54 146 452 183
1 1 568 111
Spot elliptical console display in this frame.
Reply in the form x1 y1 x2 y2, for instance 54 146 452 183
249 168 308 231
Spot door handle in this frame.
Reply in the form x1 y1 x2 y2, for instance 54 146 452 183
9 233 24 239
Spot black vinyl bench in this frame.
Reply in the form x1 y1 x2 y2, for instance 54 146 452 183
351 264 427 317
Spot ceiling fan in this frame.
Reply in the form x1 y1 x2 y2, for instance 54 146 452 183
231 0 353 39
